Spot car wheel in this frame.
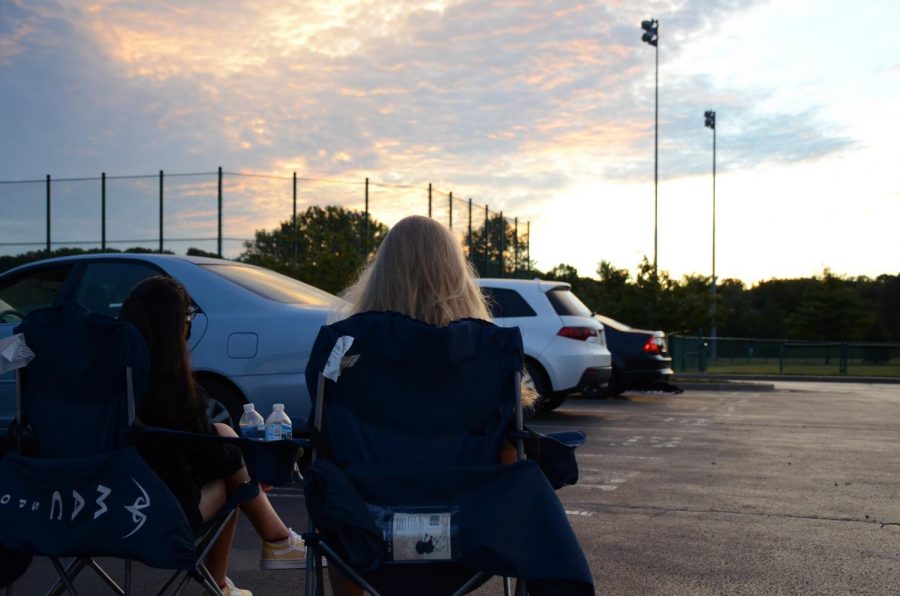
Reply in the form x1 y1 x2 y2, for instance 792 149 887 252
196 377 244 429
524 360 565 412
599 368 625 398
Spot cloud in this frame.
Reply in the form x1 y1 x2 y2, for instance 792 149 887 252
0 0 871 271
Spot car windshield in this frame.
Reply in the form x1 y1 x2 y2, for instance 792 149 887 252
201 263 342 306
546 287 592 317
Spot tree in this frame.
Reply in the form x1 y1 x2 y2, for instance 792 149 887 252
239 205 387 294
786 270 873 341
468 214 532 278
186 247 221 258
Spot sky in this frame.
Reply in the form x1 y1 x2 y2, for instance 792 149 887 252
1 0 898 286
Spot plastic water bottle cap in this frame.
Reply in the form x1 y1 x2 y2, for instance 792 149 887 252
273 403 284 411
243 404 255 412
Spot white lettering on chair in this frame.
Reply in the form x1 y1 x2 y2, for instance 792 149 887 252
122 478 150 538
1 494 10 505
72 490 85 521
31 501 39 511
94 485 111 519
18 499 26 508
50 491 63 520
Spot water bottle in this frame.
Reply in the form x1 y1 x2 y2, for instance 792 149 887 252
265 403 292 441
239 403 265 440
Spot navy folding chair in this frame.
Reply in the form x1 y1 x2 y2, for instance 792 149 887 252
0 304 264 596
301 311 594 596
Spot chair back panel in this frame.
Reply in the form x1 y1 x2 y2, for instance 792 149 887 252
16 303 150 458
306 311 523 467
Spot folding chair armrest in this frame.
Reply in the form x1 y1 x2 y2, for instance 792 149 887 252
133 425 309 486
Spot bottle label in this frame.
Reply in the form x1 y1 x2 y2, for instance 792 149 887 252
265 423 291 441
241 424 265 441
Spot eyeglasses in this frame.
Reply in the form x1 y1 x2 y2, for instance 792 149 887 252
186 305 199 322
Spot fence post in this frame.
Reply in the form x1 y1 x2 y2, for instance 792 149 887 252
217 166 223 257
483 205 489 276
526 221 530 273
158 170 164 253
45 175 51 255
698 331 706 372
292 172 298 265
840 342 848 375
514 217 518 277
449 192 453 229
101 172 106 251
779 343 785 374
467 198 472 257
499 211 505 278
428 183 432 218
364 177 370 256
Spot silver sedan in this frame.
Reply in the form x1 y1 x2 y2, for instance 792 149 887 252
0 254 344 434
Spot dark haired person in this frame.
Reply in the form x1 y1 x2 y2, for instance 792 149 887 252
121 276 304 596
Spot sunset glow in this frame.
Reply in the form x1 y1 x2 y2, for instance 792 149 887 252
1 0 898 284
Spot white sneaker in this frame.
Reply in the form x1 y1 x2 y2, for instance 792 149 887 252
260 528 308 570
203 577 251 596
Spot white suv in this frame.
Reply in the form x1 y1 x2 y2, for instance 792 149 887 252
477 279 612 411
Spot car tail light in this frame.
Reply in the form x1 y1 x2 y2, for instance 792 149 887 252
558 326 598 341
642 337 662 354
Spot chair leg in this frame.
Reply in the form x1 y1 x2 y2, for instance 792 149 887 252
86 559 125 595
193 565 223 596
515 579 527 596
503 577 513 596
47 557 86 596
123 560 131 596
49 558 80 596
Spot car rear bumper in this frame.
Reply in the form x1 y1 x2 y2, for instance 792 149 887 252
575 365 612 393
620 365 674 385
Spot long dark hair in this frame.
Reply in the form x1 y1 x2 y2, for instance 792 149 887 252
120 276 205 432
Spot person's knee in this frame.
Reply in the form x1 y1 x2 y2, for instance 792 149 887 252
215 422 238 438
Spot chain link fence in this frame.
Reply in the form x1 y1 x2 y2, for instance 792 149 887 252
0 169 532 277
670 335 900 377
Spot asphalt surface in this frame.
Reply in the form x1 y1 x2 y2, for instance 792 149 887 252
9 380 900 595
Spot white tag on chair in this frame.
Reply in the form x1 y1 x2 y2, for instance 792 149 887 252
392 512 453 561
323 335 354 382
0 333 35 374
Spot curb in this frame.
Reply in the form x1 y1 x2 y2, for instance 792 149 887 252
674 374 900 385
673 381 775 392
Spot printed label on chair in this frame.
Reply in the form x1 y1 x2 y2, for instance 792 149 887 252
391 512 452 561
368 505 459 563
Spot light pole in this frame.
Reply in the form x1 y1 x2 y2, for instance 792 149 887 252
641 19 659 278
704 110 717 358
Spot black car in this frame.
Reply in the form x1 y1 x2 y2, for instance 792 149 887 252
591 314 673 397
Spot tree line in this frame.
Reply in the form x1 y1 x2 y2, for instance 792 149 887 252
541 259 900 343
2 206 897 342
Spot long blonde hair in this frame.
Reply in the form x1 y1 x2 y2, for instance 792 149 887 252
341 215 490 326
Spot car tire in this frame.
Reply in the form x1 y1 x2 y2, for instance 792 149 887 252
525 360 565 412
196 376 245 429
599 368 625 398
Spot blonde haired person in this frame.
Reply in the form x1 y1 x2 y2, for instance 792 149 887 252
340 214 491 326
328 215 533 595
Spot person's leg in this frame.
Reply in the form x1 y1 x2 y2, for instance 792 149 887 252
213 423 290 542
198 479 232 587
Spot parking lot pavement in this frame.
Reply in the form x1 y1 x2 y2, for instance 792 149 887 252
10 381 900 595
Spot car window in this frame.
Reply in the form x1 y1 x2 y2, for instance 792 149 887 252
481 287 537 318
201 263 342 307
73 261 161 317
0 265 73 321
546 288 592 317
